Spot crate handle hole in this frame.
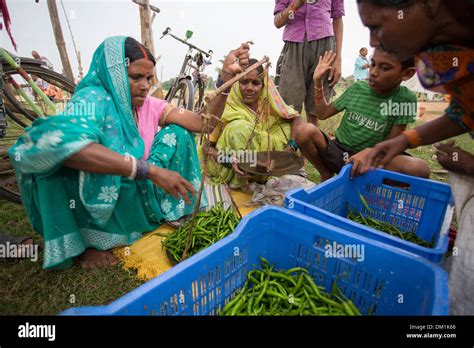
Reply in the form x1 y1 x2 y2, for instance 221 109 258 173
382 178 411 191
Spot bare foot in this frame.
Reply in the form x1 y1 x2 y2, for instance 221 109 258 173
79 248 118 269
22 238 33 245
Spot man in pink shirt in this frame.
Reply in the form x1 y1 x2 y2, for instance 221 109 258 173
274 0 344 125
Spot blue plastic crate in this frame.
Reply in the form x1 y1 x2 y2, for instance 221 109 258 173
285 164 454 264
61 206 448 316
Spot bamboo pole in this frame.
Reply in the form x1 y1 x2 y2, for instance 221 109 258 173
134 0 164 99
0 48 55 115
47 0 74 82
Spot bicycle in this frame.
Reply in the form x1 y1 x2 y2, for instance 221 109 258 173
0 48 76 204
161 27 213 112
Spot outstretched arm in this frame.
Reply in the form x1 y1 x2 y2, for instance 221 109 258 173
364 115 466 170
313 51 339 120
63 143 196 204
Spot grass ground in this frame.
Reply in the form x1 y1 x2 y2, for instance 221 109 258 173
1 103 473 315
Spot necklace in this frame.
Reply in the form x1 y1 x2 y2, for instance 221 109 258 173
133 109 138 125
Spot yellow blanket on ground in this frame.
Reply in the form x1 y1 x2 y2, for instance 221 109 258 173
114 190 259 281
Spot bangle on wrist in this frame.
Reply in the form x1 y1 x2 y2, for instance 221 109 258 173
128 156 137 180
221 155 233 168
216 75 231 95
215 76 225 88
136 159 151 180
288 139 299 152
402 129 421 149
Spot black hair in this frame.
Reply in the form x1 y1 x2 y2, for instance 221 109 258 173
401 57 415 70
356 0 414 7
375 46 415 70
124 37 156 66
359 47 367 54
248 58 264 76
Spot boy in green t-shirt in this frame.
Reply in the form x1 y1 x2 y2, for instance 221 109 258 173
294 47 430 181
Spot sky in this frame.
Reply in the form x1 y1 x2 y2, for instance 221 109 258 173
1 0 371 82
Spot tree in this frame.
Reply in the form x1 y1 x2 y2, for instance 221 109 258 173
161 78 176 91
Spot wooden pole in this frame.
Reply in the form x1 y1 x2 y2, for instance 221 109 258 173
77 51 84 79
47 0 74 81
135 0 164 99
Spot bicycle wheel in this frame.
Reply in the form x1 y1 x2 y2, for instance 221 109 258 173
2 62 75 117
168 78 194 111
0 63 76 204
193 79 205 112
3 83 37 121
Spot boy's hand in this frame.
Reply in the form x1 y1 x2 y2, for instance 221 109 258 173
347 147 374 179
435 142 474 177
313 51 337 82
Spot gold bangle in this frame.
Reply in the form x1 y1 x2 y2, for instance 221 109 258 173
402 129 422 149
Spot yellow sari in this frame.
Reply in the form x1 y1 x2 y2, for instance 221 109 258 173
205 76 299 189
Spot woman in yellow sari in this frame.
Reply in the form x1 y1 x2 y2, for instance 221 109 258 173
202 59 301 189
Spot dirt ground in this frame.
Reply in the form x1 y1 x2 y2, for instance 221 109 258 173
419 101 448 122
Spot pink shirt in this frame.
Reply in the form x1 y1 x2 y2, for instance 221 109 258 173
136 96 168 160
274 0 345 43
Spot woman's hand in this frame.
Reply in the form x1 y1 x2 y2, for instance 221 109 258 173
364 135 410 170
231 158 252 180
221 43 251 80
347 147 374 179
313 51 337 82
148 166 196 204
435 142 474 177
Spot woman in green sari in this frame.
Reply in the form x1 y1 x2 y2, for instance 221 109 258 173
8 36 249 270
202 59 301 189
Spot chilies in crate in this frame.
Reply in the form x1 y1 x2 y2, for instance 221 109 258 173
347 193 435 248
220 258 362 316
161 203 241 263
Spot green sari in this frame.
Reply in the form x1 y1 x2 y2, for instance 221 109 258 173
8 36 206 269
205 76 297 189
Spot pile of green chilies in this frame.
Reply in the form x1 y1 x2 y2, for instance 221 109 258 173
346 192 434 248
220 258 362 316
347 211 434 248
162 203 240 263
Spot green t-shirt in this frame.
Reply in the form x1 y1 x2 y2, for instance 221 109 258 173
333 81 417 152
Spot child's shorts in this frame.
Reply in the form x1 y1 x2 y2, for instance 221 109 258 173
319 132 412 174
319 132 356 174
